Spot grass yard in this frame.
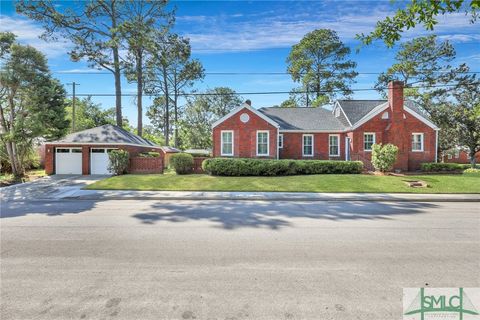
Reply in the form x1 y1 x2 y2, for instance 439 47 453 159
85 172 480 193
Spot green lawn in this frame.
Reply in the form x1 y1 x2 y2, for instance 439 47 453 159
85 172 480 193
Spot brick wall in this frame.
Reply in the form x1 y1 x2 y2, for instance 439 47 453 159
442 150 480 164
130 157 163 174
213 107 278 159
44 144 164 175
280 132 346 160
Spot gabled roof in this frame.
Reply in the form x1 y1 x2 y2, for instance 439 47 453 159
336 100 386 125
258 107 346 131
51 124 157 146
212 103 280 128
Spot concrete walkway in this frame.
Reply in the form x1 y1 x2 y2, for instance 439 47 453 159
66 189 480 202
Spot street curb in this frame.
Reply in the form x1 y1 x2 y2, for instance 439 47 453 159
62 191 480 202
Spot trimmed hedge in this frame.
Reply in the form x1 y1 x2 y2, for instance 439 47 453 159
421 162 472 172
170 153 194 174
138 151 161 158
202 158 364 176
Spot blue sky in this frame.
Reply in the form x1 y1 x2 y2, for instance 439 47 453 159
1 0 479 126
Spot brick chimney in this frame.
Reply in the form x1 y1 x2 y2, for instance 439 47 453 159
388 80 404 119
387 81 408 171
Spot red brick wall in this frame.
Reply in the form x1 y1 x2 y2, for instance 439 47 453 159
280 132 346 160
213 107 278 158
442 150 480 164
130 157 163 174
44 144 164 175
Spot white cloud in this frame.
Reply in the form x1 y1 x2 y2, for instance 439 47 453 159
0 15 71 58
180 6 480 53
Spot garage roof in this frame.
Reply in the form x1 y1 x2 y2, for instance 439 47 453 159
51 124 157 146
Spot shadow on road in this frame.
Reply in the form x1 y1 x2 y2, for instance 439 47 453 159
132 201 438 230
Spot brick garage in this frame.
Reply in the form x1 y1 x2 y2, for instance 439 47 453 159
44 125 164 175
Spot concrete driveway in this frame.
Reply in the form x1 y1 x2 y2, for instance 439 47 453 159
0 175 107 201
1 199 479 319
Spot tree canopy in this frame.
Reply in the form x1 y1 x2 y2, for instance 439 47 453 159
286 29 357 107
357 0 480 47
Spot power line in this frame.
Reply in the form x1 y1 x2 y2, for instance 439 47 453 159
65 82 480 97
52 70 480 75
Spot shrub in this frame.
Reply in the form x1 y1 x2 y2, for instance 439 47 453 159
107 150 130 175
421 162 465 172
202 158 363 176
371 143 399 172
170 153 194 174
138 152 160 158
464 168 480 173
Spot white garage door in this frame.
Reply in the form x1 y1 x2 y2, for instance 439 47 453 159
55 148 82 174
90 148 115 175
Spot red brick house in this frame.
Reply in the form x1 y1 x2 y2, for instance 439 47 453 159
44 124 164 175
212 81 439 171
442 147 480 164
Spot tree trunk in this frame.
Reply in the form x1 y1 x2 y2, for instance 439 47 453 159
173 74 178 148
113 48 123 127
136 50 143 137
469 148 477 168
163 68 170 146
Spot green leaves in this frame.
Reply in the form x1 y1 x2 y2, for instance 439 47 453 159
286 29 357 106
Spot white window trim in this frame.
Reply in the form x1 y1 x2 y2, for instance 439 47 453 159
256 130 270 156
364 132 376 152
220 130 234 156
302 134 314 157
278 134 284 149
329 134 341 156
412 132 424 152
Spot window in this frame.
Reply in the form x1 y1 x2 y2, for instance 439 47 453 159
278 134 283 149
56 148 70 153
364 133 375 151
411 133 424 151
257 131 269 156
329 135 340 156
454 149 460 158
221 131 233 156
71 149 82 153
91 148 105 153
303 134 313 156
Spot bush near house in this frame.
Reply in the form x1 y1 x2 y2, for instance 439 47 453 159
108 150 130 175
371 143 399 172
421 162 467 172
202 158 363 176
170 153 194 174
137 151 161 158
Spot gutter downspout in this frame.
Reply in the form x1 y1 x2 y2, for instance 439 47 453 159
435 129 439 163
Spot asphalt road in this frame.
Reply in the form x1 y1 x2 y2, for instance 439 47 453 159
1 199 479 320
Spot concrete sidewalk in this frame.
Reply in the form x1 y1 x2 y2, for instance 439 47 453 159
65 189 480 202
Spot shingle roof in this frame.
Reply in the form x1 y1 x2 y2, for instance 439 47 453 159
52 124 157 146
258 107 347 131
257 99 433 131
337 100 386 125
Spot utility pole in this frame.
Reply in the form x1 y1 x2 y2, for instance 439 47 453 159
67 82 80 132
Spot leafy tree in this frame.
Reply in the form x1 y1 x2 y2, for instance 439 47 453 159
65 97 115 132
145 33 204 146
178 87 243 149
280 88 307 108
120 1 173 137
450 74 480 167
0 32 69 177
17 0 131 126
146 96 175 144
357 0 480 47
375 35 459 97
286 29 358 106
